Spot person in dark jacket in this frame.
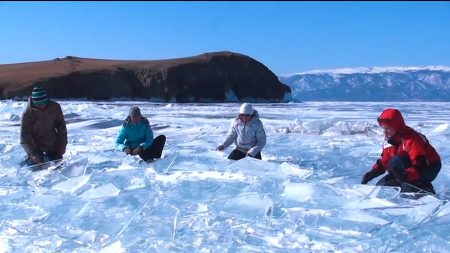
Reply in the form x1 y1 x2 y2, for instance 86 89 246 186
115 106 166 162
20 84 68 165
217 103 266 160
361 108 441 194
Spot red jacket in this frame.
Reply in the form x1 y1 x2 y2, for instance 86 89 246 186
372 109 440 182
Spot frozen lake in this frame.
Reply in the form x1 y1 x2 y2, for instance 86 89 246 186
1 101 449 252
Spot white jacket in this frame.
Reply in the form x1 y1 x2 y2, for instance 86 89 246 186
221 110 266 156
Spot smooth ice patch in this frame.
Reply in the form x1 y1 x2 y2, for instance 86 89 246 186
80 183 121 200
53 175 90 194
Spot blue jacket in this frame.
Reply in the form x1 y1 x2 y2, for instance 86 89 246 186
115 116 154 151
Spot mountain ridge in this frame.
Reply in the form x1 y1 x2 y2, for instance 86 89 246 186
279 66 450 101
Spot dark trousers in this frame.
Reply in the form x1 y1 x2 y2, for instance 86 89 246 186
25 151 62 166
228 149 261 161
139 135 166 161
376 155 438 194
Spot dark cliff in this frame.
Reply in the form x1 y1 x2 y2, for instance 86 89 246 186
0 52 291 102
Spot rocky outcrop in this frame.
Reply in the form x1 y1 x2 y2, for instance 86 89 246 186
0 52 291 102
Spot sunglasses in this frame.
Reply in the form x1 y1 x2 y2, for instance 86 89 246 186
377 117 391 126
239 114 252 118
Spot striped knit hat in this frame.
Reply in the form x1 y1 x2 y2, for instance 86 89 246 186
31 84 49 106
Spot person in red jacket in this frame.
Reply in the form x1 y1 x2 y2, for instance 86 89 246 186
361 108 441 194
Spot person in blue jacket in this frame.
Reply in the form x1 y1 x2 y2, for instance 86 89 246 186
115 106 166 162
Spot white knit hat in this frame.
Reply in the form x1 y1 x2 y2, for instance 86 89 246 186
239 103 254 114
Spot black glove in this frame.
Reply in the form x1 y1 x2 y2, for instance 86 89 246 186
387 166 406 181
361 171 373 184
123 147 132 155
386 155 411 181
361 169 383 184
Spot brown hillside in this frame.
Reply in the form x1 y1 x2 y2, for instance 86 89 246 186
0 52 291 102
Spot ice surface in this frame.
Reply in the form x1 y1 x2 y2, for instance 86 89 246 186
0 101 449 252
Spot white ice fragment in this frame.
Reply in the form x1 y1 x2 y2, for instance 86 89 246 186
154 171 183 184
197 203 208 212
246 227 255 233
99 240 124 253
33 240 52 247
0 187 21 196
351 184 382 198
183 171 248 182
340 211 391 225
432 123 448 133
0 239 11 253
53 175 90 194
5 227 18 235
105 162 136 172
344 197 397 210
223 194 273 217
154 170 249 185
282 207 331 217
264 234 283 248
60 158 88 178
221 157 283 178
283 183 314 202
75 230 96 245
80 183 120 200
320 176 346 184
31 212 49 222
279 162 312 179
125 176 145 190
317 225 363 237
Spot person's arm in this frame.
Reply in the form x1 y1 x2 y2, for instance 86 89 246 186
403 137 428 182
221 120 237 149
361 146 392 184
140 125 154 149
247 121 266 157
20 109 37 156
54 103 68 156
115 126 128 151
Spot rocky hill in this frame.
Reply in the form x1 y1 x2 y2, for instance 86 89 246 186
0 52 291 102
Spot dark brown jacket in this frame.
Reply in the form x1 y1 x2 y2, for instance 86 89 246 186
20 98 67 156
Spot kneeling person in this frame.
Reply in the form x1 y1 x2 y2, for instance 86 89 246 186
20 84 67 166
217 103 266 160
116 106 166 162
361 108 441 194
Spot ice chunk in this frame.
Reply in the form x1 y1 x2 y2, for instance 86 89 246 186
53 175 90 194
279 162 312 179
99 240 124 253
221 157 284 179
283 183 314 202
223 194 273 220
80 183 121 200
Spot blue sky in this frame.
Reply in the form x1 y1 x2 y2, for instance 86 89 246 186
1 1 449 75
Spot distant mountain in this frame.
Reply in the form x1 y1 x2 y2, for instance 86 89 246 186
279 66 450 101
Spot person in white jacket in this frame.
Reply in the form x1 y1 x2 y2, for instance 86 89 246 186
217 103 266 160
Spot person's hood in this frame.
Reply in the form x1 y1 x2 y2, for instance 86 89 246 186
378 108 406 131
252 110 259 119
237 110 259 121
123 116 149 127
